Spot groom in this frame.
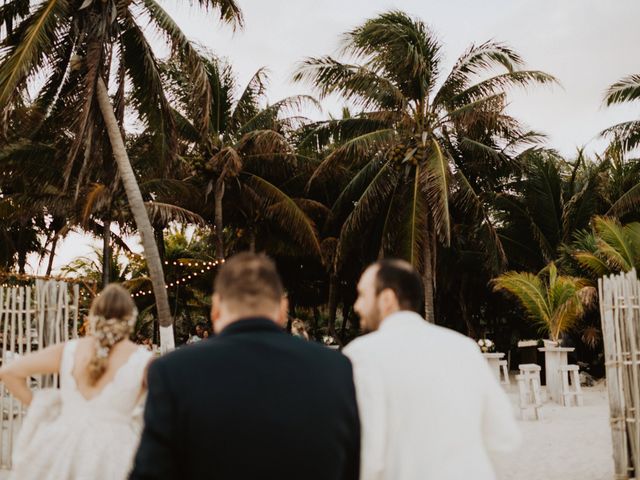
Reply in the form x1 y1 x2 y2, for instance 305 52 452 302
130 253 360 479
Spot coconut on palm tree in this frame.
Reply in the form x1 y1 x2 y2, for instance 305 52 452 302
0 0 242 350
294 10 556 321
492 262 595 343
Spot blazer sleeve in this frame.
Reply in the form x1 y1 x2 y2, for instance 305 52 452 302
344 341 386 480
129 360 178 480
479 351 522 453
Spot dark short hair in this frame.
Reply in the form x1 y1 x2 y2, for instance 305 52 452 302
373 259 424 313
214 252 284 310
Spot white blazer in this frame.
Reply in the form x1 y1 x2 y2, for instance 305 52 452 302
344 311 521 480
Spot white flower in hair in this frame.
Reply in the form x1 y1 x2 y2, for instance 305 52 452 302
97 346 109 359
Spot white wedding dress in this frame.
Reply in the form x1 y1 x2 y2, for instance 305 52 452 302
10 339 152 480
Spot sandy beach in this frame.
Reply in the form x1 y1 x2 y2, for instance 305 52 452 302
0 380 616 480
494 380 614 480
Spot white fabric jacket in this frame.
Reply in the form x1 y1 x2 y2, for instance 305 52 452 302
344 311 521 480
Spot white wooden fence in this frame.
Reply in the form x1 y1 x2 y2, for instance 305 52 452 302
600 268 640 480
0 280 80 469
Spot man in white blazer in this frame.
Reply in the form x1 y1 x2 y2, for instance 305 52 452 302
343 259 521 480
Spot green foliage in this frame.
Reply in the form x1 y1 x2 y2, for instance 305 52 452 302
493 263 596 342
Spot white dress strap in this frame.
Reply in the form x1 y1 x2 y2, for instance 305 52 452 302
60 339 79 389
98 346 151 394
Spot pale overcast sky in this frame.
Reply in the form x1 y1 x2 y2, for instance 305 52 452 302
161 0 640 155
30 0 640 274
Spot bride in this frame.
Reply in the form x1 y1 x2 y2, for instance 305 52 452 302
0 284 153 479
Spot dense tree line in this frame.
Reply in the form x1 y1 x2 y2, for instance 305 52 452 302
0 5 638 358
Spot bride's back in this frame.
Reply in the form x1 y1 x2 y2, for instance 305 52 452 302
10 284 153 480
70 338 142 402
58 284 151 410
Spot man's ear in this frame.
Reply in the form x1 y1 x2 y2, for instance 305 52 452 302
277 296 289 327
211 293 221 327
378 288 398 313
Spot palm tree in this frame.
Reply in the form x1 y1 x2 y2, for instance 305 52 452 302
603 73 640 151
165 55 321 260
294 10 555 321
0 0 242 350
495 150 605 271
493 263 595 342
572 216 640 277
598 143 640 223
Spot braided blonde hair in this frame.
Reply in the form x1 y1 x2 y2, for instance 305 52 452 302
87 284 137 385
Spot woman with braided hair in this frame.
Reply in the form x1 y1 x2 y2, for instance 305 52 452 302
0 284 153 479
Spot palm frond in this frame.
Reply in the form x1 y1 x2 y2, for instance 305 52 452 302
336 162 399 268
604 73 640 105
452 71 557 106
573 251 611 277
0 0 70 109
120 12 176 171
238 95 320 135
81 183 109 224
601 120 640 152
435 41 525 106
421 139 450 244
455 169 507 269
242 174 321 257
593 216 635 271
342 10 441 100
307 128 395 191
145 202 206 226
231 67 268 130
492 271 551 330
396 166 426 267
325 155 386 234
142 0 219 137
189 0 243 29
293 56 407 110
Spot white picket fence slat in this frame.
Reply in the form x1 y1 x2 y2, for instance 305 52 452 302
600 269 640 480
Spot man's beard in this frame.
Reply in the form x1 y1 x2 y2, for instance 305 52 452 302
361 306 382 333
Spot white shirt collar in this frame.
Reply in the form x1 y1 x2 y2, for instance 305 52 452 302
378 310 426 331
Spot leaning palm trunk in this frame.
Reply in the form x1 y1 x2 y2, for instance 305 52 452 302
96 78 175 351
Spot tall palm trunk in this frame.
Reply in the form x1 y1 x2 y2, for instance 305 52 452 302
459 281 475 337
102 216 111 288
154 223 166 264
327 273 341 345
16 227 26 274
248 230 256 253
423 218 435 323
96 77 175 351
214 178 225 261
45 234 59 277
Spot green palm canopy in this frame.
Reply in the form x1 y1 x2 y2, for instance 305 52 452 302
294 10 556 321
0 0 242 347
493 263 595 342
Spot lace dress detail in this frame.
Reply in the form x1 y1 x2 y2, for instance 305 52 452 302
10 340 152 480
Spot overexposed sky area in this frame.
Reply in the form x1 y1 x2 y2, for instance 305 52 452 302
29 0 640 274
162 0 640 154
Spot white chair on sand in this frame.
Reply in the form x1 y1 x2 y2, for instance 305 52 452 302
517 364 543 420
498 360 510 385
559 364 583 407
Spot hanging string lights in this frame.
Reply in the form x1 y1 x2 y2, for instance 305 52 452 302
132 258 225 298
